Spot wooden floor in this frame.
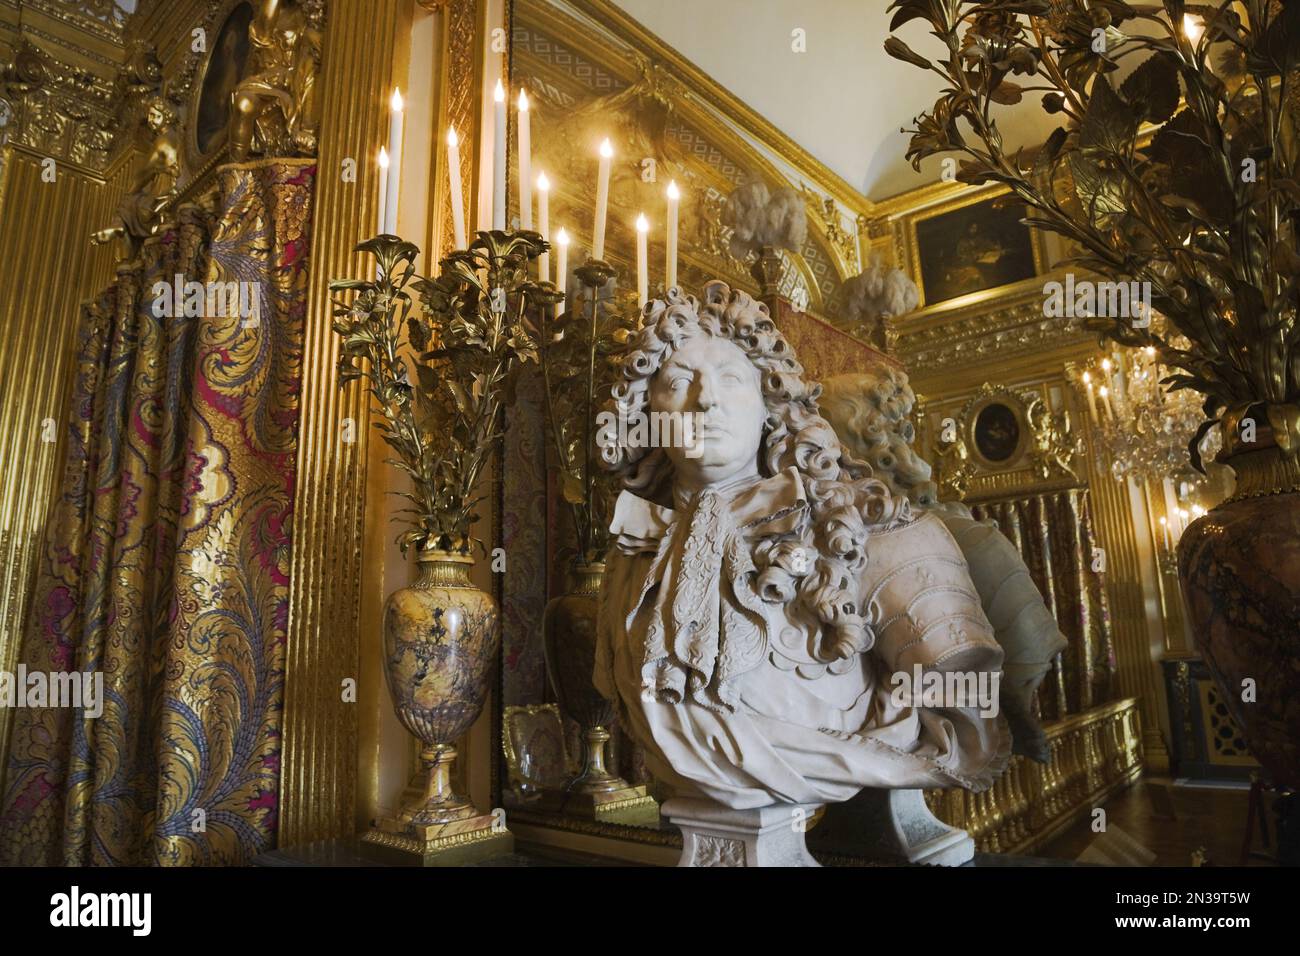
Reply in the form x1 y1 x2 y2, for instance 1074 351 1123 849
1039 776 1280 866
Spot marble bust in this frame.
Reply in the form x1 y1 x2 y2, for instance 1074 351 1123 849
819 367 1067 765
594 283 1011 826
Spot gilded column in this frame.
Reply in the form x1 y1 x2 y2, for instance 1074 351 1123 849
1084 427 1171 774
279 0 416 846
0 146 129 773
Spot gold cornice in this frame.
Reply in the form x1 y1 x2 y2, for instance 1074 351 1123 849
2 37 119 168
23 0 131 43
897 270 1098 381
869 176 968 220
10 2 128 73
1 138 124 184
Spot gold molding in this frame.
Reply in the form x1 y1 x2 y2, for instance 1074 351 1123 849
513 0 862 319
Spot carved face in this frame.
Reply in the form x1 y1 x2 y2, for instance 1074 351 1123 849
648 333 765 489
146 102 168 131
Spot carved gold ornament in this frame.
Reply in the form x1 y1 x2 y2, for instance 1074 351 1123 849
228 0 325 162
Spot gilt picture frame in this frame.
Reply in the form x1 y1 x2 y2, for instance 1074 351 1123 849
961 384 1033 471
188 0 255 167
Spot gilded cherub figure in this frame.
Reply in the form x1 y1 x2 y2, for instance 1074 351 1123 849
934 421 975 501
228 0 323 162
1026 396 1082 481
90 94 180 258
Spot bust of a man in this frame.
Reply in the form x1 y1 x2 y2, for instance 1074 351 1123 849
595 283 1010 816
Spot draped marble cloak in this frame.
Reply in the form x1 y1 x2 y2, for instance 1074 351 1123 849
594 468 1012 810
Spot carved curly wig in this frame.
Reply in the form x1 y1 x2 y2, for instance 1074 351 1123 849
602 281 910 662
820 366 940 508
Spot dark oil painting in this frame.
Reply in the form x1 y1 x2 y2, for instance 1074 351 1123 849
973 402 1021 463
916 196 1037 305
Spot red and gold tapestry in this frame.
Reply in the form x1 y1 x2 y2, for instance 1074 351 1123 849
0 160 315 865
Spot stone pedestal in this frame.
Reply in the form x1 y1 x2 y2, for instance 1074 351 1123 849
809 788 974 866
663 798 821 867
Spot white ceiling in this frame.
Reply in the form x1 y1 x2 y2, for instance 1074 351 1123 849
612 0 1058 203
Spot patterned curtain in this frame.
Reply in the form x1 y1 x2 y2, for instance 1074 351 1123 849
0 160 314 865
969 488 1118 722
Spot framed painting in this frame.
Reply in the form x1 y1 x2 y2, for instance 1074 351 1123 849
960 384 1033 471
190 1 255 164
911 191 1042 308
502 704 572 796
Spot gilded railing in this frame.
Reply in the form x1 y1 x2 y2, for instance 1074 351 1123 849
926 697 1143 855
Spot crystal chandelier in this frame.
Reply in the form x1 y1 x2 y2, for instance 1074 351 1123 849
1066 335 1222 489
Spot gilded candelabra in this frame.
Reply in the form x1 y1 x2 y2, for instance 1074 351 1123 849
331 228 549 863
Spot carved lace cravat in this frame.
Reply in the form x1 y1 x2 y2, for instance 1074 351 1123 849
608 468 808 713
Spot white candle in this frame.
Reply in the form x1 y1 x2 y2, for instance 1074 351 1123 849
446 127 467 250
536 172 550 282
635 213 649 307
666 180 680 291
1112 350 1127 402
593 138 613 260
556 228 569 297
1099 385 1114 420
384 89 404 235
1159 516 1171 551
493 80 506 231
1162 478 1179 533
377 147 389 236
1082 371 1098 423
517 89 532 230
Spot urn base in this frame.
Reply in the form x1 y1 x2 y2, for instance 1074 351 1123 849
536 783 660 824
361 810 514 866
1177 448 1300 791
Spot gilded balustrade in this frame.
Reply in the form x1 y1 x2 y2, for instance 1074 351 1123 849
928 697 1143 856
